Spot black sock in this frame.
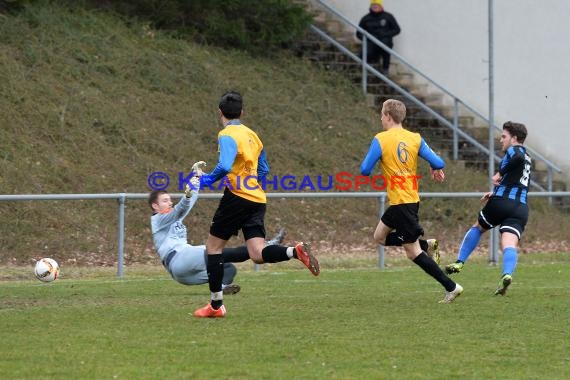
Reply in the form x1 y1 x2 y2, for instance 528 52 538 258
222 246 250 263
261 245 290 263
413 252 456 292
419 239 428 252
206 253 223 309
385 232 403 246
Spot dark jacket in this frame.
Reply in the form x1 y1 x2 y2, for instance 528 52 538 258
356 10 401 45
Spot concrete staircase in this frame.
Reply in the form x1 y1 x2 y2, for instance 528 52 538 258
292 0 568 206
293 23 489 169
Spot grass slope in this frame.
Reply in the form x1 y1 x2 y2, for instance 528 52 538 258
0 2 569 267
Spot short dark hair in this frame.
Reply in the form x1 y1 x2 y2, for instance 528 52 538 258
219 91 243 119
148 190 167 210
503 121 527 144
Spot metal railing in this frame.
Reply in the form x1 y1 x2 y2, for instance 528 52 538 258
2 191 569 276
311 0 562 191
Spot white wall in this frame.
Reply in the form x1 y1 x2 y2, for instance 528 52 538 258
326 0 570 178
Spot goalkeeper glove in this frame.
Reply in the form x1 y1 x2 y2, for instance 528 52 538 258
191 161 206 176
185 161 206 197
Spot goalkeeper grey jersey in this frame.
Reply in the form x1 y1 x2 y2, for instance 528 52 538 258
150 193 198 262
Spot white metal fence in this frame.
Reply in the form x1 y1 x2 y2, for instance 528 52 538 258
1 191 569 276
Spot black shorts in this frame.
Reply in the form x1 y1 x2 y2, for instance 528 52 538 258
478 197 529 239
381 202 424 244
210 188 266 241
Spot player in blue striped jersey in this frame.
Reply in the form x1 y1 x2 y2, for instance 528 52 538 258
445 121 531 295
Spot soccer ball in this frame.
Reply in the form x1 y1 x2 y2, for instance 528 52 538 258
34 258 60 282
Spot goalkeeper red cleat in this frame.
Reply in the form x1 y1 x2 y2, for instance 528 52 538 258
193 303 226 318
295 242 320 276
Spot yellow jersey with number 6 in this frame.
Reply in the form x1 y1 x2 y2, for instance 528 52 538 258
375 127 421 205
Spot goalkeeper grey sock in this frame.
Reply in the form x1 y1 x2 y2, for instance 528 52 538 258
222 263 237 285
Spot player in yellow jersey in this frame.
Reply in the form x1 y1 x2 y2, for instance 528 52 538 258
360 99 463 303
193 91 320 318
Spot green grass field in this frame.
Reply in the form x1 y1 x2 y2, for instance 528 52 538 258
1 254 569 380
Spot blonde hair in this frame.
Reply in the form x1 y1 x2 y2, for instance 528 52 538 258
382 99 406 124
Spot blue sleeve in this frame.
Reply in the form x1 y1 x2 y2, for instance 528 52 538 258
201 135 237 186
418 138 445 169
360 138 382 176
257 149 269 179
499 146 524 175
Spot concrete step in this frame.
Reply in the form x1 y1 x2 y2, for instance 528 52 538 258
408 83 429 98
391 72 414 88
552 180 567 191
457 115 476 128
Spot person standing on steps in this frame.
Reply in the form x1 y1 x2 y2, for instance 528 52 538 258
356 0 401 75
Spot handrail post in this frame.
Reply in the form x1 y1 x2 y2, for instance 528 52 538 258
378 194 386 269
548 167 553 205
453 98 459 160
362 38 367 95
117 193 126 278
488 0 498 265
